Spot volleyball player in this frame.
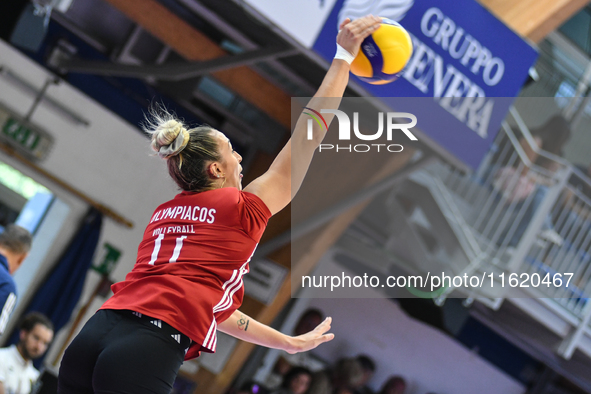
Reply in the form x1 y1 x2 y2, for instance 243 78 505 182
57 14 382 394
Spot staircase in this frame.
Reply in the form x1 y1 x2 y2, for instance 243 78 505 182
343 107 591 363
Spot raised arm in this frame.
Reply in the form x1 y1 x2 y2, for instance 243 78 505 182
217 310 333 353
244 15 382 215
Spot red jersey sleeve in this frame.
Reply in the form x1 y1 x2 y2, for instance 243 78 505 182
239 191 272 241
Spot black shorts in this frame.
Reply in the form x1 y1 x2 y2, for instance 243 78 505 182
58 309 191 394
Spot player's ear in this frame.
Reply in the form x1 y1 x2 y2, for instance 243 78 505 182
208 162 221 178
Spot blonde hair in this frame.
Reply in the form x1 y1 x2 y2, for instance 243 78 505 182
143 107 222 192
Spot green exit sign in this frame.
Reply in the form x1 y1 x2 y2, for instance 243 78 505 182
0 115 53 161
92 243 122 276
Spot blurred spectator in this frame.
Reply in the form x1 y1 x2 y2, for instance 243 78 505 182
354 355 376 394
236 380 270 394
307 370 333 394
379 376 407 394
528 116 571 167
333 357 365 394
0 312 54 394
492 116 571 247
294 309 324 336
0 224 32 334
265 309 325 389
271 367 312 394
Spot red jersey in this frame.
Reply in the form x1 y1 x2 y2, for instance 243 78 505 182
101 188 272 360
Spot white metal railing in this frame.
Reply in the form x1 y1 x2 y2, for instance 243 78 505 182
431 109 591 320
346 105 591 358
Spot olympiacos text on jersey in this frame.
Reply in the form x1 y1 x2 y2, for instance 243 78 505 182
101 188 272 360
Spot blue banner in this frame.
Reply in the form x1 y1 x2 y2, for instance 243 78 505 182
312 0 538 168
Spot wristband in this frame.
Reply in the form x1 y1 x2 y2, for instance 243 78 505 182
334 43 355 64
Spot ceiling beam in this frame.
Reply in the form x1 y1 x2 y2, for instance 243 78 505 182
478 0 590 43
56 47 297 81
100 0 292 128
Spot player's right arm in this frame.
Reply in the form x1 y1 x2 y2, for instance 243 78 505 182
217 310 333 353
244 15 382 216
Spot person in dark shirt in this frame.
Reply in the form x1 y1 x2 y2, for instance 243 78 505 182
354 355 377 394
271 367 312 394
379 376 406 394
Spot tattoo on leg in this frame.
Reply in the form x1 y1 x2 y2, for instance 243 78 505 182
238 314 250 331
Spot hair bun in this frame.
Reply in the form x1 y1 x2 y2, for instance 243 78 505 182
150 119 190 158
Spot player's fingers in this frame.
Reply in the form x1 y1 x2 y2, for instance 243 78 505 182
314 333 335 349
359 22 381 39
359 16 381 31
346 24 377 42
349 15 379 31
313 317 332 334
322 333 335 342
339 17 351 30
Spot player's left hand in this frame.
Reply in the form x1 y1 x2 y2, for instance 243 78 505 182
337 15 382 58
285 317 334 354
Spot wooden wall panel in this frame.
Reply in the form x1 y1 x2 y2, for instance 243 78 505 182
478 0 590 43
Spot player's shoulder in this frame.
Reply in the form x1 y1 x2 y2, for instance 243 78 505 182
174 188 241 203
